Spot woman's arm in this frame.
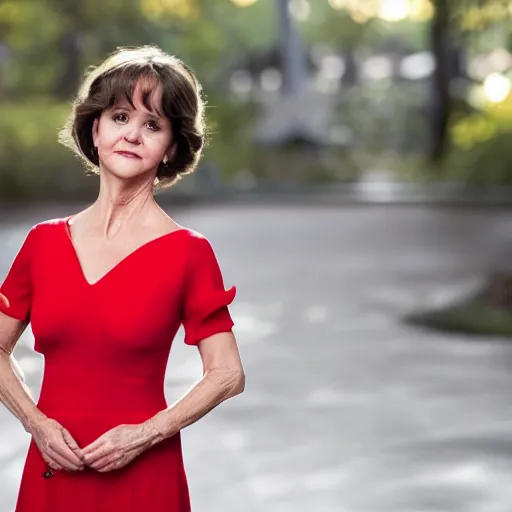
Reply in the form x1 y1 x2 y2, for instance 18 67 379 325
0 311 85 472
0 312 46 432
80 331 244 472
0 227 84 471
147 331 245 444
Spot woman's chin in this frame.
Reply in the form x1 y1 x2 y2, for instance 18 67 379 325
101 162 154 181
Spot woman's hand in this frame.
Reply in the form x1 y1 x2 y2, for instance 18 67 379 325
82 422 160 473
30 417 85 472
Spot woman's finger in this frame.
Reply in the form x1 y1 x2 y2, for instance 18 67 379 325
92 447 139 471
61 429 84 460
49 443 83 470
96 455 127 472
48 460 62 471
47 449 77 471
82 437 106 457
97 462 119 472
42 455 63 472
56 445 84 468
84 446 111 465
90 455 115 470
51 448 80 470
61 428 82 453
95 450 127 468
55 434 85 467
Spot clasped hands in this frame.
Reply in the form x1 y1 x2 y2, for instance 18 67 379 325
32 417 164 473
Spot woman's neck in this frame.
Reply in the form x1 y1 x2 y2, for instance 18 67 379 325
89 169 159 238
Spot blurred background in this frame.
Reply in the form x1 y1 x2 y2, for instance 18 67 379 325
1 0 512 511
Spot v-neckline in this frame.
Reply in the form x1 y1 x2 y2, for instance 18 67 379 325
63 215 188 287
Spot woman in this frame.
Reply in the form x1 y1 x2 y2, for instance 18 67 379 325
0 45 245 512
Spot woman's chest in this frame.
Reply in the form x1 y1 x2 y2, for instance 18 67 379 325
29 239 187 351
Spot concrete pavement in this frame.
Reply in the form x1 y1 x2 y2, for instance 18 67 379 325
1 203 512 512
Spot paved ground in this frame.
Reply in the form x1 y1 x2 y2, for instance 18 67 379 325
1 202 512 512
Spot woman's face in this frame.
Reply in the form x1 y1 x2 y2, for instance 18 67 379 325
92 80 173 182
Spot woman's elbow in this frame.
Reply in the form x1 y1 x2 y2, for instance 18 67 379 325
207 364 245 398
222 367 245 398
234 369 245 396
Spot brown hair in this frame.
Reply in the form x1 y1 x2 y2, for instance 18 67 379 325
59 45 207 190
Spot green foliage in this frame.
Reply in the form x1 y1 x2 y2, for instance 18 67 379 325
302 6 372 50
406 295 512 339
456 0 511 33
202 93 259 179
394 127 512 186
451 113 498 150
0 101 94 200
0 0 283 199
2 0 511 198
0 0 65 97
0 96 260 200
443 130 512 185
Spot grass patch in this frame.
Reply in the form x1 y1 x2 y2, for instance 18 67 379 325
405 296 512 339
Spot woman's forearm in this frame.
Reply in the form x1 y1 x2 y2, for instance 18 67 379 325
0 352 46 434
147 368 244 445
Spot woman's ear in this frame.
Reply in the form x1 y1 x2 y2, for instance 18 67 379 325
92 118 99 148
166 144 177 162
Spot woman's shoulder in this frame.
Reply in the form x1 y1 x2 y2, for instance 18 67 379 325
170 227 222 265
7 216 68 260
170 225 213 246
27 216 69 237
178 227 220 252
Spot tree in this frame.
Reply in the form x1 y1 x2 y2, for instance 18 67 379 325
428 0 511 162
428 0 452 162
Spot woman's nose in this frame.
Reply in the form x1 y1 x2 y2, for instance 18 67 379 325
124 125 142 145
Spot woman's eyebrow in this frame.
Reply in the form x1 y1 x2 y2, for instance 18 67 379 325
145 110 163 120
112 104 162 119
112 104 132 112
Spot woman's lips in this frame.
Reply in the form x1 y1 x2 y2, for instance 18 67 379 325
115 151 141 159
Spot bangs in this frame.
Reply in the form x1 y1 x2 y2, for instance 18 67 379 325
97 66 166 117
61 45 206 190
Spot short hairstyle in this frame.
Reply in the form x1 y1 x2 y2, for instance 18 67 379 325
59 45 207 190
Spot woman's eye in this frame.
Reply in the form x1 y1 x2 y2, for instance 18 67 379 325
113 113 128 123
146 121 160 131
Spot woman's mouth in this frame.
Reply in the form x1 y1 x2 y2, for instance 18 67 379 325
115 151 141 159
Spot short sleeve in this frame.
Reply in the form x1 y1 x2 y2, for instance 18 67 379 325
182 236 236 346
0 227 36 322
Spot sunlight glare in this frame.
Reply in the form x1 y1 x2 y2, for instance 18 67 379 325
379 0 410 21
290 0 310 21
484 73 511 103
409 0 434 21
230 0 258 6
328 0 347 9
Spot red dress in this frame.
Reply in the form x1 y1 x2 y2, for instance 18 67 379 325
0 216 236 512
